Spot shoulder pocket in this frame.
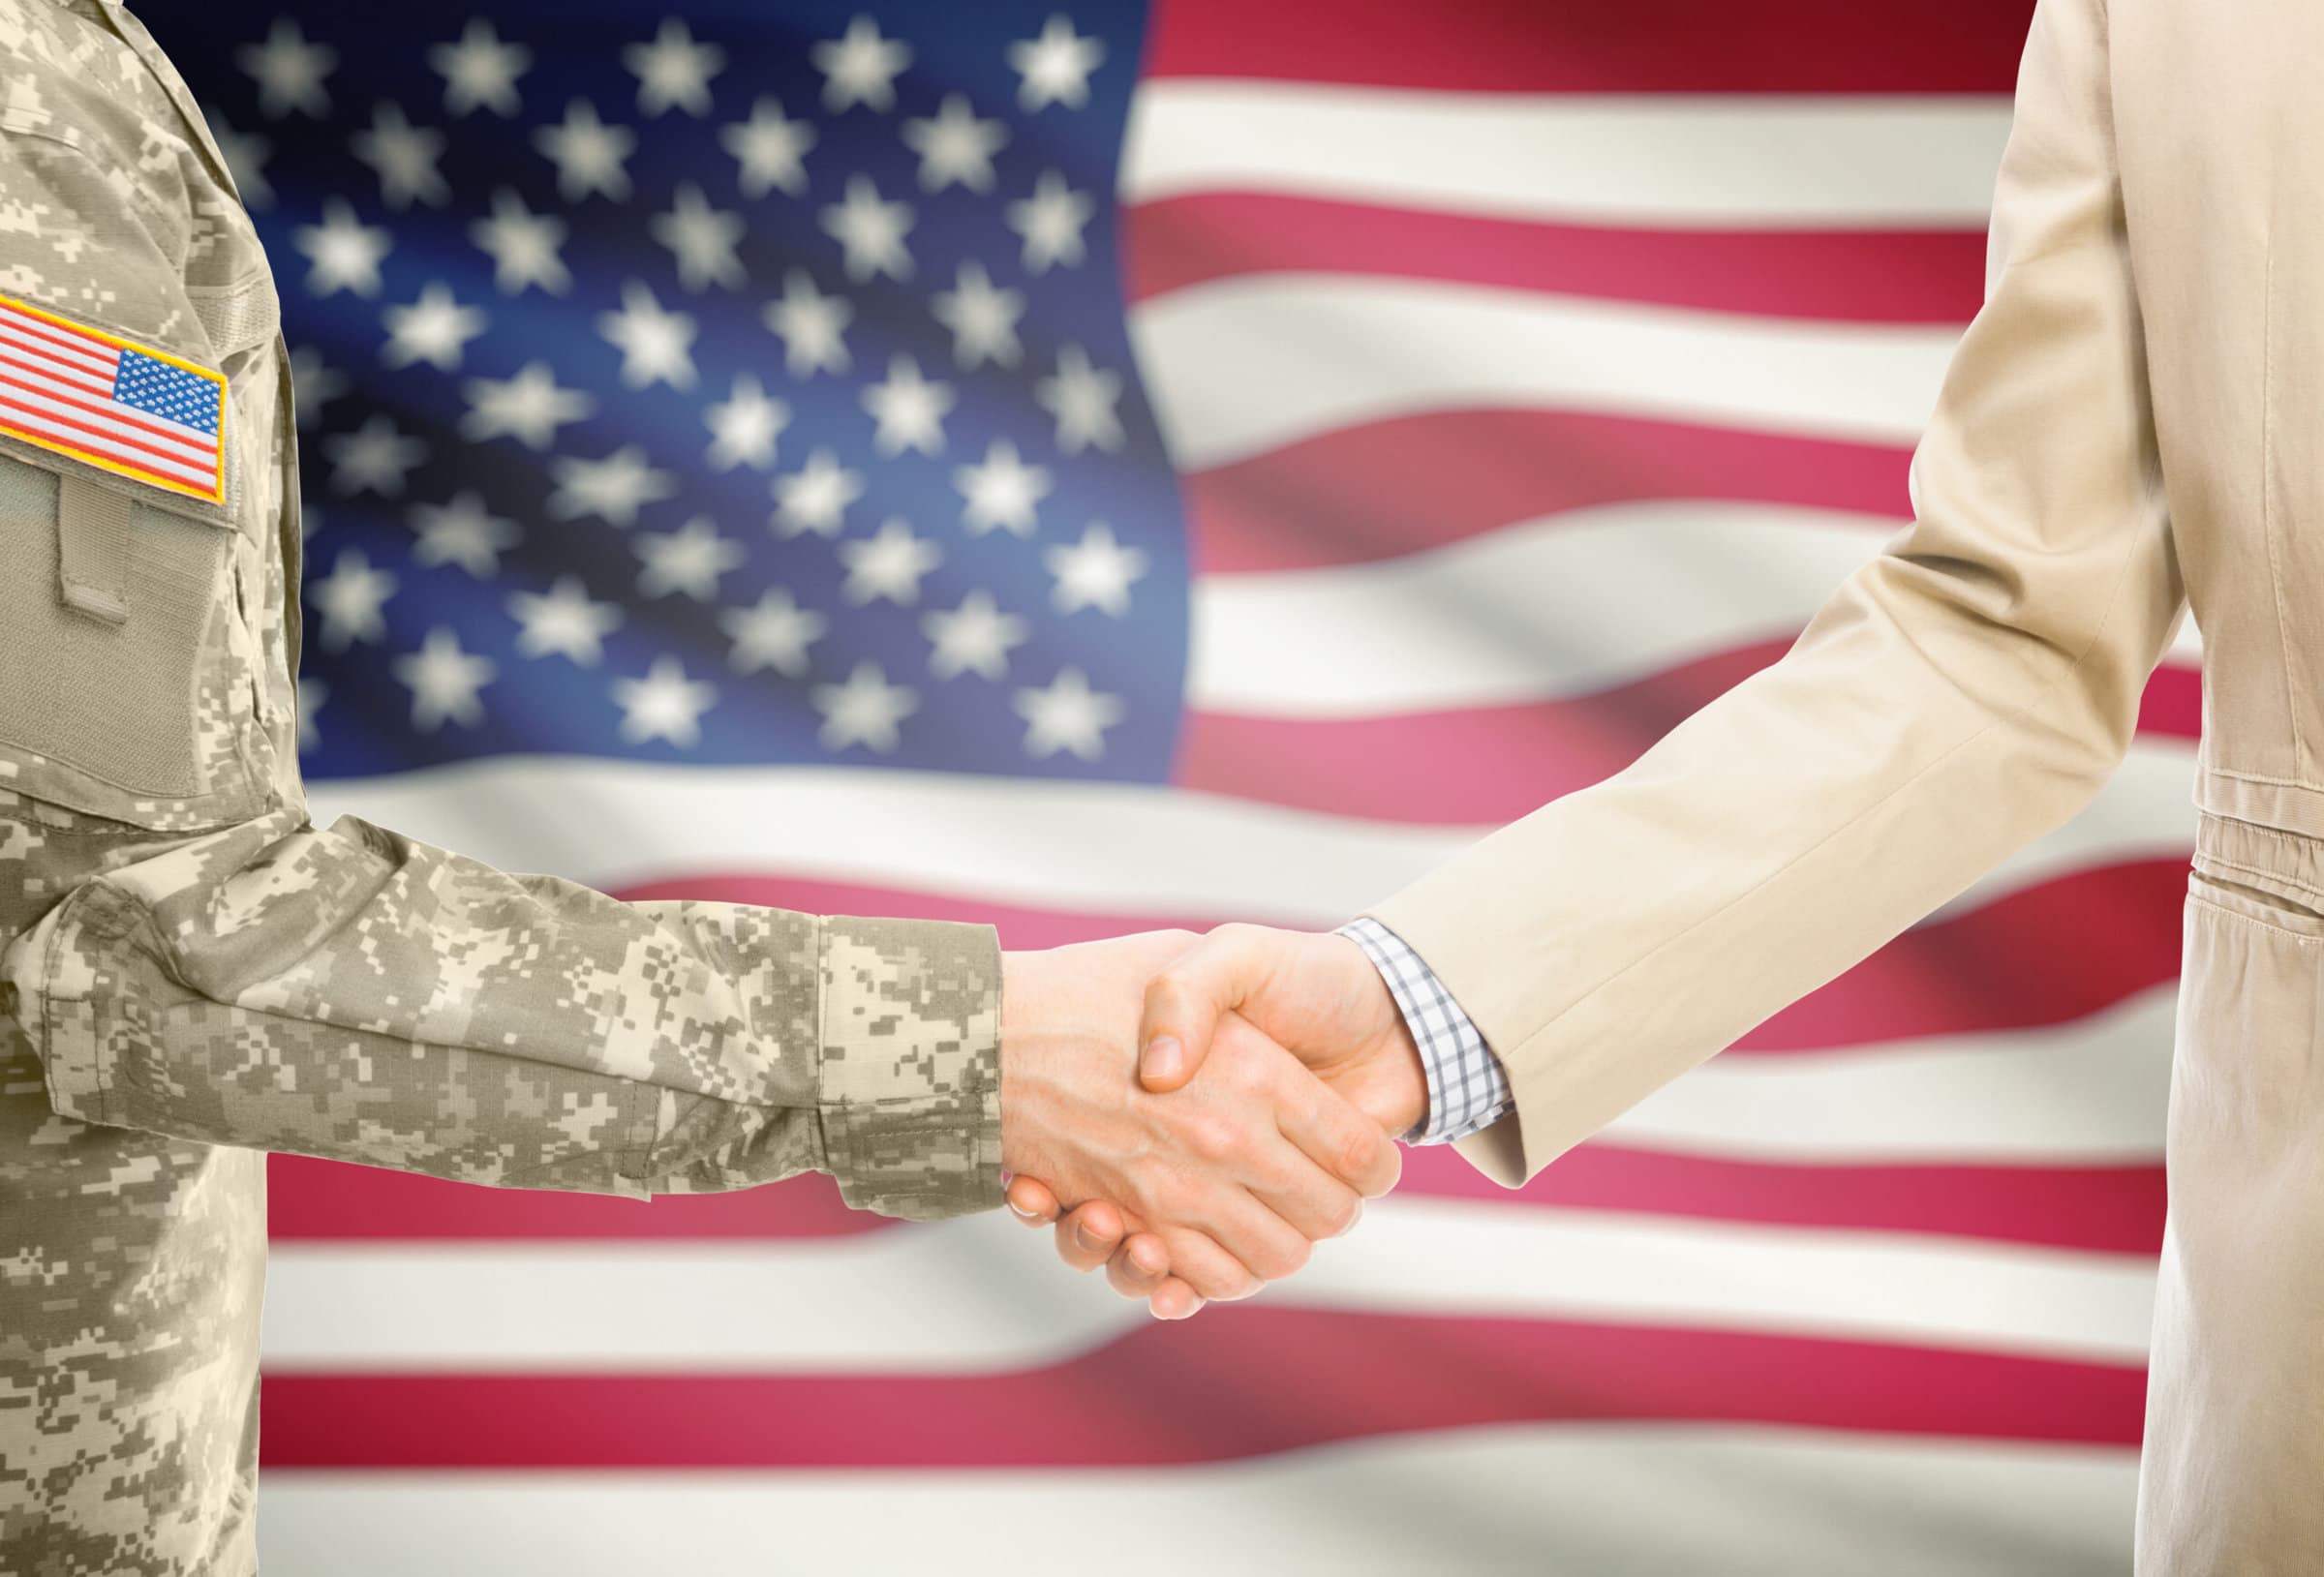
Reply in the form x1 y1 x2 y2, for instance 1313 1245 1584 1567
0 450 265 831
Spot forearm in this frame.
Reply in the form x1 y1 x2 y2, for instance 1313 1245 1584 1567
1 807 1000 1217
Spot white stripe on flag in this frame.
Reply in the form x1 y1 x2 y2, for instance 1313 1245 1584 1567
302 747 2196 933
1131 276 1963 470
1192 504 2202 716
1607 986 2172 1165
260 1198 2156 1372
1121 84 2015 227
258 1427 2135 1577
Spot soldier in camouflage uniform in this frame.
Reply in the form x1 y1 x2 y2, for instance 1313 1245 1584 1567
0 3 1400 1570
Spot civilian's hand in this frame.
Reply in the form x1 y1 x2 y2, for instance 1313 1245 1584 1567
997 931 1400 1311
1005 925 1427 1318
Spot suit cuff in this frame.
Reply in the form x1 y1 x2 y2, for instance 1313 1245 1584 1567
816 916 1003 1221
1338 917 1514 1144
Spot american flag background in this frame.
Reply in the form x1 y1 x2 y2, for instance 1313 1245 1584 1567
130 1 2192 1569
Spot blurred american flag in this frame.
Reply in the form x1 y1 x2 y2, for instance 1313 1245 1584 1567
136 1 2191 1569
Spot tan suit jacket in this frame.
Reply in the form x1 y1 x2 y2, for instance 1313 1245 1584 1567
1368 0 2322 1567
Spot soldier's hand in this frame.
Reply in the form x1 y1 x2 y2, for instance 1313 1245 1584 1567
997 932 1400 1310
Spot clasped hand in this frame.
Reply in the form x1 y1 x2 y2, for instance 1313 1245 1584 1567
998 925 1425 1319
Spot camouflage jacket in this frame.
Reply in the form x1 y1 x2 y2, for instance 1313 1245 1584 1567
0 0 1003 1223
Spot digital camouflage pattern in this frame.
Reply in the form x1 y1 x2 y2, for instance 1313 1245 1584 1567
0 3 1003 1570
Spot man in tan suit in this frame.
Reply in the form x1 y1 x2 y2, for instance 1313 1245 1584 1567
1006 0 2303 1565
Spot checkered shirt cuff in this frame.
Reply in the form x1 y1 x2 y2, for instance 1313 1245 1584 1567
1337 917 1514 1145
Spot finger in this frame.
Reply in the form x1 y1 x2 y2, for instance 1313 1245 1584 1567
1152 1229 1261 1302
1104 1231 1171 1299
1275 1071 1403 1200
1166 1183 1314 1293
1239 1130 1370 1246
1054 1201 1128 1273
1141 925 1273 1093
1148 1279 1206 1320
1005 1175 1063 1225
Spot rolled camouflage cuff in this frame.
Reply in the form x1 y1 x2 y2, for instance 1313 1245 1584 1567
816 916 1004 1222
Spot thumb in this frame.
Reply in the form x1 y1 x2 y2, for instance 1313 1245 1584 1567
1139 926 1269 1093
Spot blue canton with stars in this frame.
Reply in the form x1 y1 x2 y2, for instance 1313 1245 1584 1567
113 348 222 435
136 2 1184 782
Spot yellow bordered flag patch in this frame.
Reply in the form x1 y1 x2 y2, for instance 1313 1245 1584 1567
0 293 227 504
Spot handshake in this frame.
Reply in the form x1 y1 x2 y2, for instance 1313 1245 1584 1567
996 925 1426 1320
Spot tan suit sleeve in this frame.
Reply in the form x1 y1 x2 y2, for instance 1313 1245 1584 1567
1367 0 2185 1186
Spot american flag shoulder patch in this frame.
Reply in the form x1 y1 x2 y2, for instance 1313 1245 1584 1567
0 293 227 505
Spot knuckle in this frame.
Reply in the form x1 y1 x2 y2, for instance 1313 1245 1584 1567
1182 1112 1241 1165
1328 1192 1363 1238
1334 1128 1380 1182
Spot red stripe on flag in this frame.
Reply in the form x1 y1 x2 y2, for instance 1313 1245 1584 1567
1142 0 2038 94
1403 1145 2166 1257
617 861 2185 1053
262 1144 2164 1256
618 860 2180 1059
265 1155 881 1241
1175 656 2199 826
257 1309 2142 1469
1124 195 1989 318
1184 410 1914 576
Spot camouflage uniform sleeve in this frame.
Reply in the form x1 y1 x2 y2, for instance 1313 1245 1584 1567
0 806 1003 1221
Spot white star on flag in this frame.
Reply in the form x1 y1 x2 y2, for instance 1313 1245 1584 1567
763 271 854 377
1006 169 1093 274
626 18 725 118
931 260 1024 369
773 448 865 537
721 588 827 678
821 175 915 283
612 657 719 746
508 575 624 664
1014 667 1125 760
309 549 397 652
723 97 815 197
839 518 942 606
206 110 272 207
596 280 699 390
1036 344 1125 453
325 414 427 497
813 16 912 113
1009 15 1105 111
811 661 918 753
381 283 487 371
237 17 335 119
704 374 792 471
294 199 390 297
954 440 1050 537
635 517 746 600
862 354 954 456
902 95 1008 193
471 190 571 295
287 346 347 429
430 19 530 117
547 446 677 527
1045 521 1147 616
394 627 496 732
924 591 1030 681
653 183 747 291
352 103 450 209
461 361 595 450
411 492 519 577
535 100 637 201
